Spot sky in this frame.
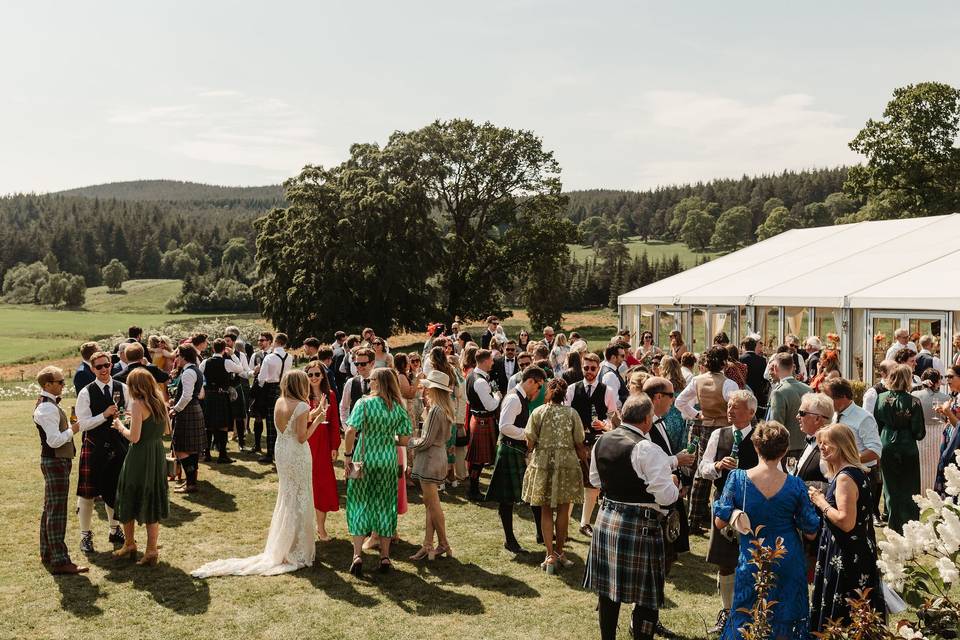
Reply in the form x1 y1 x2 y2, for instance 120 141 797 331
2 1 959 195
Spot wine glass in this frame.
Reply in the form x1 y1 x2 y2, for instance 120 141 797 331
786 456 798 475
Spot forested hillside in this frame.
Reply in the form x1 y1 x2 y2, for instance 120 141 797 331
56 179 285 203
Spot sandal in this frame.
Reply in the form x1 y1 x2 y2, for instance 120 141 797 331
434 543 454 558
348 555 363 577
540 553 557 575
378 557 393 574
556 552 574 568
409 546 435 561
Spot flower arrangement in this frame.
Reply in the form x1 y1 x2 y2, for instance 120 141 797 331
738 526 787 640
875 333 887 344
827 332 841 349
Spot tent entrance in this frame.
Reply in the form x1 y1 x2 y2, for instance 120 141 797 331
865 311 947 384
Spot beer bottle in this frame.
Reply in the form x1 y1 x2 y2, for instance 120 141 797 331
731 429 742 461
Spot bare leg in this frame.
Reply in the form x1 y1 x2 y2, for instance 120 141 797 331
422 483 446 547
555 503 570 556
145 523 160 554
122 521 136 548
352 535 364 558
541 506 555 558
379 534 392 560
315 510 329 539
582 488 600 527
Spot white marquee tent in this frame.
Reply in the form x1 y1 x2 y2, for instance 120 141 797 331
617 214 960 383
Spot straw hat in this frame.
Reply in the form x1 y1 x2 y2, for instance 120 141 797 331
422 370 452 392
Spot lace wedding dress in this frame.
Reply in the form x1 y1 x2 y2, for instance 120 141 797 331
192 401 316 577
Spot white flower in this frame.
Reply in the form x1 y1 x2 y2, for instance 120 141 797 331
937 508 960 556
903 520 939 555
897 624 925 639
937 556 960 584
915 489 945 512
944 464 960 496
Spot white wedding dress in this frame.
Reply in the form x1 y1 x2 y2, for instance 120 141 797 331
192 401 316 577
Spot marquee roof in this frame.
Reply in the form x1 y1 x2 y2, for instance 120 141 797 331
618 214 960 311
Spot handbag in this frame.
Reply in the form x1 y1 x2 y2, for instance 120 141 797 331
720 472 751 542
345 404 366 480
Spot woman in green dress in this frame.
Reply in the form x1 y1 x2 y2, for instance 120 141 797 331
522 378 587 573
112 368 171 566
873 363 925 534
344 367 412 575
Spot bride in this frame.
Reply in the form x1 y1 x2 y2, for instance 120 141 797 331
192 369 325 577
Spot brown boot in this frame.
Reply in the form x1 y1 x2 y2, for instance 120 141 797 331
51 561 89 575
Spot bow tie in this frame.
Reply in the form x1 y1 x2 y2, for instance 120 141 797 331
806 436 817 445
54 396 62 405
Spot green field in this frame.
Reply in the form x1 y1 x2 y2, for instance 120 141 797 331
83 279 185 313
0 398 722 640
568 237 717 266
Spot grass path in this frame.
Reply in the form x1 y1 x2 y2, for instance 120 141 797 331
1 399 722 640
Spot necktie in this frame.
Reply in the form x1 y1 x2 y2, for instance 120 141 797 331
586 384 593 397
362 379 370 395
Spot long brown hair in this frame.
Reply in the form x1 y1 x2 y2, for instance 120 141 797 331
304 361 330 401
659 355 686 394
127 368 170 432
369 367 403 411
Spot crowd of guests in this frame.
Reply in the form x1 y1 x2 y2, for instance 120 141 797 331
32 320 960 639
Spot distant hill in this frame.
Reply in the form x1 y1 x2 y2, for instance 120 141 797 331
56 180 285 203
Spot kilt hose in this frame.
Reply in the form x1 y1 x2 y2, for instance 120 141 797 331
584 499 666 610
688 422 723 530
484 440 527 504
465 414 498 466
172 401 206 454
40 457 72 566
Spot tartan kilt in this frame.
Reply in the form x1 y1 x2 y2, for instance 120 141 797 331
202 389 233 430
230 382 248 421
40 457 72 565
172 401 206 454
465 415 497 465
484 441 527 503
261 383 281 421
249 383 268 418
76 437 97 498
688 423 723 529
76 430 126 504
583 499 666 608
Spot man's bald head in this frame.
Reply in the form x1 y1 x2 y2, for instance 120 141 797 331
642 376 675 416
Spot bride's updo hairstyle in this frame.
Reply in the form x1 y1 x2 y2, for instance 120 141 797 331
280 369 309 403
752 420 790 461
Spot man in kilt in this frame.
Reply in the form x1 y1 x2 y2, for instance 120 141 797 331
583 393 679 640
75 350 130 552
35 366 87 574
255 333 291 464
485 366 547 554
200 338 246 464
248 331 273 453
696 390 758 634
169 344 206 493
223 332 252 451
675 347 738 532
464 349 502 501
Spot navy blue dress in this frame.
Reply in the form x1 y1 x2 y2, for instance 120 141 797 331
714 469 820 640
810 467 886 631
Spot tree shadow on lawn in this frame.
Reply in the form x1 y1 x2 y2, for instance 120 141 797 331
208 461 271 481
306 538 487 616
91 555 211 615
664 552 721 597
54 573 106 618
163 500 202 528
174 479 237 513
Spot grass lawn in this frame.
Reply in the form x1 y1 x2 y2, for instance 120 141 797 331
83 279 185 313
568 237 717 266
1 398 723 640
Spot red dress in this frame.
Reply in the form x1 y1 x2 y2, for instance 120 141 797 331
308 392 341 512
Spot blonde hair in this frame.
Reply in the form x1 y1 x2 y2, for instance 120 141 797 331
127 367 171 432
147 335 161 349
659 355 685 393
280 369 310 403
627 369 650 394
817 423 867 472
555 333 568 347
369 367 403 411
425 385 456 422
885 364 914 392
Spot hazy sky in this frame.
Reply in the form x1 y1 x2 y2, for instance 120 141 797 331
2 2 958 195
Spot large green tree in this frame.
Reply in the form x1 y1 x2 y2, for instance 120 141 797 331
756 205 803 241
710 205 752 252
101 259 128 292
681 209 715 251
254 144 443 340
382 119 570 319
845 82 960 219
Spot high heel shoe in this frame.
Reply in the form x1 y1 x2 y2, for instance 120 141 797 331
112 544 138 559
434 543 454 558
348 555 363 577
137 552 159 566
556 552 574 568
540 554 557 575
409 546 435 561
378 557 393 573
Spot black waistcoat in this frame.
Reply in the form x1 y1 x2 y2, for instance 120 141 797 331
601 363 628 404
502 390 530 447
174 365 202 405
466 370 497 416
714 427 758 491
204 357 229 389
349 376 370 412
594 427 657 503
572 379 608 444
84 380 125 444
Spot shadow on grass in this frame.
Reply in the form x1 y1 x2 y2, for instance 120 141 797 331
664 550 720 598
175 479 237 512
54 573 105 617
92 554 211 615
208 461 271 481
417 551 540 598
163 499 202 528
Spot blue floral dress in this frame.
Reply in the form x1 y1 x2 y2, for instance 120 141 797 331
714 469 820 640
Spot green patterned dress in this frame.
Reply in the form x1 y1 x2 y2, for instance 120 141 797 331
521 404 585 507
346 396 412 537
115 412 169 525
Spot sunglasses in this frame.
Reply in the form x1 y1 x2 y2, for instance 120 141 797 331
93 362 112 370
51 379 65 384
307 372 324 379
797 410 828 419
583 366 599 372
656 391 675 398
355 361 371 367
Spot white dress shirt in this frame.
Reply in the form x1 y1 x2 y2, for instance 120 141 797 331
75 379 131 431
600 362 624 409
471 369 501 412
885 341 918 362
861 386 879 416
339 375 370 427
565 379 618 426
588 423 679 510
503 358 516 379
257 347 289 385
834 402 883 467
675 375 739 420
200 354 246 376
172 367 199 412
35 391 74 449
699 424 752 481
918 349 945 375
498 388 529 440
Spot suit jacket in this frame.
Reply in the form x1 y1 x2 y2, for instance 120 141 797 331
805 350 821 381
797 443 827 484
112 362 171 385
481 330 495 350
740 352 769 406
768 377 812 452
73 362 95 395
649 418 690 554
490 356 519 394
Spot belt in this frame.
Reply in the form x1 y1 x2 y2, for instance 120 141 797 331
470 412 497 419
601 498 667 517
501 436 527 450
